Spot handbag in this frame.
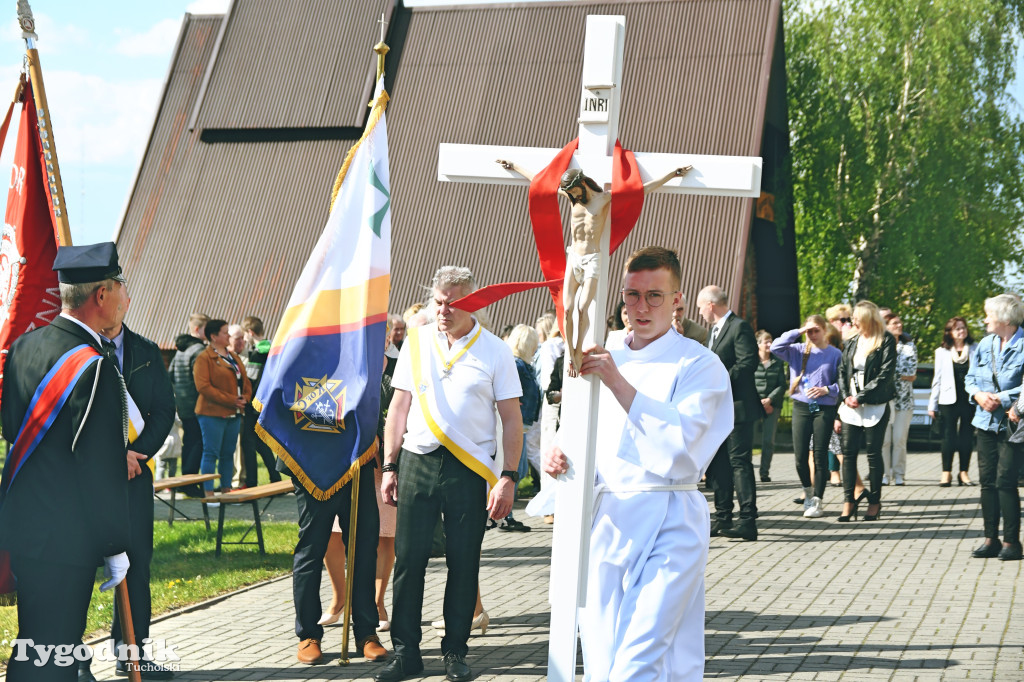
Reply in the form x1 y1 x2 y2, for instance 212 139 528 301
930 410 945 440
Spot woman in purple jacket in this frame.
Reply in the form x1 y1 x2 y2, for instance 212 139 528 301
772 315 842 518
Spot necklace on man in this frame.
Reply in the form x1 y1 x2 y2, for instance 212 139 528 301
434 326 482 379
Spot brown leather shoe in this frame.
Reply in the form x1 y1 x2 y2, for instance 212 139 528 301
297 638 323 664
360 635 389 662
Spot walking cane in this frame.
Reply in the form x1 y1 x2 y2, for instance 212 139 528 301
116 581 142 682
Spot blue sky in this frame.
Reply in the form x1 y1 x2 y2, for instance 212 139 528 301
0 0 229 244
0 2 1021 252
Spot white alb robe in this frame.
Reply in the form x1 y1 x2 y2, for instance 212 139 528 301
578 328 733 682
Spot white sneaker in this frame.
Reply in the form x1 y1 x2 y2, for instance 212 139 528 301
803 497 823 518
802 497 814 513
893 475 904 486
882 475 890 485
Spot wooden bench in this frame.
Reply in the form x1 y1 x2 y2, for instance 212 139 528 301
200 480 294 556
153 473 220 529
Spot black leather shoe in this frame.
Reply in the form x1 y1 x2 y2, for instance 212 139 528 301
709 520 732 537
760 475 771 482
443 651 473 682
998 543 1023 561
116 657 175 679
374 656 424 682
972 541 1001 559
78 663 98 682
719 521 757 541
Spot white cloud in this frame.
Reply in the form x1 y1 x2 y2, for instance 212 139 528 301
4 13 90 55
42 69 163 167
113 18 181 58
186 0 230 14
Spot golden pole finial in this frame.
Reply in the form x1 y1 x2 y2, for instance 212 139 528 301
374 12 389 81
17 0 72 246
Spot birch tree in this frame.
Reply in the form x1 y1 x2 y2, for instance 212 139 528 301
787 0 1024 347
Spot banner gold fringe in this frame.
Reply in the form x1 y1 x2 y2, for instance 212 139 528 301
254 418 378 501
329 87 390 212
253 82 389 502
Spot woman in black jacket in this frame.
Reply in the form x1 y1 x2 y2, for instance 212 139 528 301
836 301 897 522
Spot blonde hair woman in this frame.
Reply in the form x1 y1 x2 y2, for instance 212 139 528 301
836 301 896 522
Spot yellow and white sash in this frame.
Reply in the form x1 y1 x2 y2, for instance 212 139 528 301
409 326 500 486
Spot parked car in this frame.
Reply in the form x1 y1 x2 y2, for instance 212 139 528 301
908 362 941 449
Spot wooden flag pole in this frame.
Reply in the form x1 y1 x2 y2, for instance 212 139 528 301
17 0 72 246
338 22 389 663
116 582 142 682
338 460 360 665
18 4 138 681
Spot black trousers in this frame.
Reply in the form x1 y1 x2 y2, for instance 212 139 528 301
792 402 838 499
706 419 757 523
110 467 155 647
241 406 281 487
180 416 203 495
841 406 890 505
391 447 488 663
976 429 1022 544
291 464 379 643
7 554 95 681
939 402 974 473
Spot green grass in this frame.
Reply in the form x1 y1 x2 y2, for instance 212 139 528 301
0 518 296 665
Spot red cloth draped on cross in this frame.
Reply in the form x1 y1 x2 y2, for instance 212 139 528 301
451 139 646 335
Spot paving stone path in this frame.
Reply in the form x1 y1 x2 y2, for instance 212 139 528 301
79 451 1022 681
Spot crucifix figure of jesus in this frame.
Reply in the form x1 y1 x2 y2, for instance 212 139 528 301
495 160 690 375
437 14 761 681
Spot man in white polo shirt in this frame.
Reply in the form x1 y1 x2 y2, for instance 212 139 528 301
377 265 523 682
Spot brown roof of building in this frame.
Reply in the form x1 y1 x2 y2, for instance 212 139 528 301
117 0 783 348
190 0 382 130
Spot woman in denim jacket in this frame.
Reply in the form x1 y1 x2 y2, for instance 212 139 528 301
966 294 1024 561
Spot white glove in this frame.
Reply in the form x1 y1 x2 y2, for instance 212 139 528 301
100 552 130 592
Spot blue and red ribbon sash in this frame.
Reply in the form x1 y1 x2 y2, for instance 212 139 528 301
1 344 102 492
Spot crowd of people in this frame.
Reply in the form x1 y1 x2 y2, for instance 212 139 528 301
745 296 1024 563
6 240 1024 682
166 271 1024 682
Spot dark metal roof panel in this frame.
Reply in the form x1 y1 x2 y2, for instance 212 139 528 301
192 0 384 130
118 0 781 347
117 12 356 345
386 0 775 328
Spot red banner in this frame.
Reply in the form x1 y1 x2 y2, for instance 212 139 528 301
0 80 61 387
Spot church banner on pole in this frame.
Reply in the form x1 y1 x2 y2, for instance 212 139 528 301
254 77 391 500
0 78 63 396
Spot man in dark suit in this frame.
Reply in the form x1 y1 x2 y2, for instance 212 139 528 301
0 243 131 680
697 285 761 541
76 296 176 681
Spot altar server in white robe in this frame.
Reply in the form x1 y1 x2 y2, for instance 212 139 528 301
544 246 734 682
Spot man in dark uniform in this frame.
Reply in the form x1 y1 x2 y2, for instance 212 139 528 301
76 291 176 681
697 284 761 541
0 243 131 681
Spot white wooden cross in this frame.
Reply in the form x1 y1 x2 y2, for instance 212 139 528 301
437 15 761 681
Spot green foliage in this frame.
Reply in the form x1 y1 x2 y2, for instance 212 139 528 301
786 0 1024 350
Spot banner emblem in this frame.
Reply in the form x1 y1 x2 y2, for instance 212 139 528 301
0 224 23 322
291 376 346 433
